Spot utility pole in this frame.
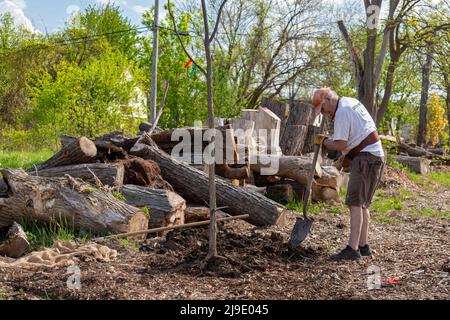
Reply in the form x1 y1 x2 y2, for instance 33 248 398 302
149 0 159 123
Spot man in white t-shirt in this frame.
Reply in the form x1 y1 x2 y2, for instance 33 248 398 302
312 88 385 261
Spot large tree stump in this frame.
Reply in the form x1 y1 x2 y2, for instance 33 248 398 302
36 137 97 171
0 222 30 258
32 163 125 188
302 125 321 155
286 101 314 126
121 185 185 230
130 134 286 227
0 169 148 237
397 155 430 174
280 125 308 156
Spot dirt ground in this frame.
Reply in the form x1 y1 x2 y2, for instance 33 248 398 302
0 166 449 300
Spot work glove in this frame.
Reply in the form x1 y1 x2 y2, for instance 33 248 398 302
314 134 328 146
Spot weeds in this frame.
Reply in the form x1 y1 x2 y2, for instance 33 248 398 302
0 151 53 170
286 198 325 215
19 216 83 250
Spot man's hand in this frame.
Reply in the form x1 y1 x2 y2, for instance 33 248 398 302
314 134 328 146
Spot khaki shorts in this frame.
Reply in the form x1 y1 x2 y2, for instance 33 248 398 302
345 152 385 209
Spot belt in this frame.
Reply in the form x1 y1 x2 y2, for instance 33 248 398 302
346 131 380 160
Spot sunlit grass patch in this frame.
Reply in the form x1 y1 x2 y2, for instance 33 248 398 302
0 150 53 170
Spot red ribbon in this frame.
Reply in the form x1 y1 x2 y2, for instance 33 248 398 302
184 58 193 68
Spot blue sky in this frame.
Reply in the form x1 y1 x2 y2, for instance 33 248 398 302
0 0 153 34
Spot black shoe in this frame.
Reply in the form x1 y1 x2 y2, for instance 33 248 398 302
358 244 372 257
330 245 361 261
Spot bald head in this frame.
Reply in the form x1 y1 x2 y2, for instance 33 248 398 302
312 87 339 117
312 88 331 110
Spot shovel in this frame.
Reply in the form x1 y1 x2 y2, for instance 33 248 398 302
290 118 326 249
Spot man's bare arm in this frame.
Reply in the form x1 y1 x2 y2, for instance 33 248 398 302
323 139 347 152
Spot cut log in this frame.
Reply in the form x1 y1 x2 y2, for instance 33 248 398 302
241 108 282 156
215 164 249 180
261 98 290 139
312 182 340 203
280 125 308 156
139 122 163 134
118 158 173 190
0 222 30 258
302 125 321 155
130 134 287 226
32 163 125 188
315 166 343 189
397 155 430 174
184 205 228 223
286 101 314 127
398 142 437 159
251 155 323 185
266 183 294 203
94 131 140 152
121 185 185 229
36 137 97 171
0 176 8 197
0 169 148 238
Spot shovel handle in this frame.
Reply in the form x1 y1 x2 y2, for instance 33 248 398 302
303 117 326 219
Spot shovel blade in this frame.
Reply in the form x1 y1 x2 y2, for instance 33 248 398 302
289 217 313 249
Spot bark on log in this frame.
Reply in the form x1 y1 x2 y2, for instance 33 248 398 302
0 169 148 238
302 125 321 155
251 155 323 185
184 205 228 223
32 163 125 188
0 177 8 197
118 158 173 190
286 101 314 126
280 125 308 156
397 155 430 174
0 222 30 258
215 164 249 180
37 137 97 171
121 185 185 229
266 183 294 203
398 142 436 158
130 134 286 226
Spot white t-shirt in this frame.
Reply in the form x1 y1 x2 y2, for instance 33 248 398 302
333 97 384 158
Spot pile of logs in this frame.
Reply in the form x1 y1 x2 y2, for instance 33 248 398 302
0 97 347 257
382 136 449 174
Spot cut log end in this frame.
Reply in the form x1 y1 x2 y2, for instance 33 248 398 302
127 211 150 240
79 136 98 157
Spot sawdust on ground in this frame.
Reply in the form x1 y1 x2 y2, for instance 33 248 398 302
0 166 449 300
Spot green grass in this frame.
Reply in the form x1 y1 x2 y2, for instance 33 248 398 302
371 196 404 213
286 198 325 215
0 150 53 170
17 217 88 251
118 238 140 251
112 191 126 202
372 213 401 224
428 172 450 187
410 208 450 219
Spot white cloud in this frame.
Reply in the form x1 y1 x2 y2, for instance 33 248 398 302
66 4 80 15
0 0 35 32
131 5 150 15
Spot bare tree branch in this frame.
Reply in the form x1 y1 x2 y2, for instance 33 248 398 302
209 0 228 43
167 0 206 76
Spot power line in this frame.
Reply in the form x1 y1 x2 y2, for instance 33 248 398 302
2 24 191 54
